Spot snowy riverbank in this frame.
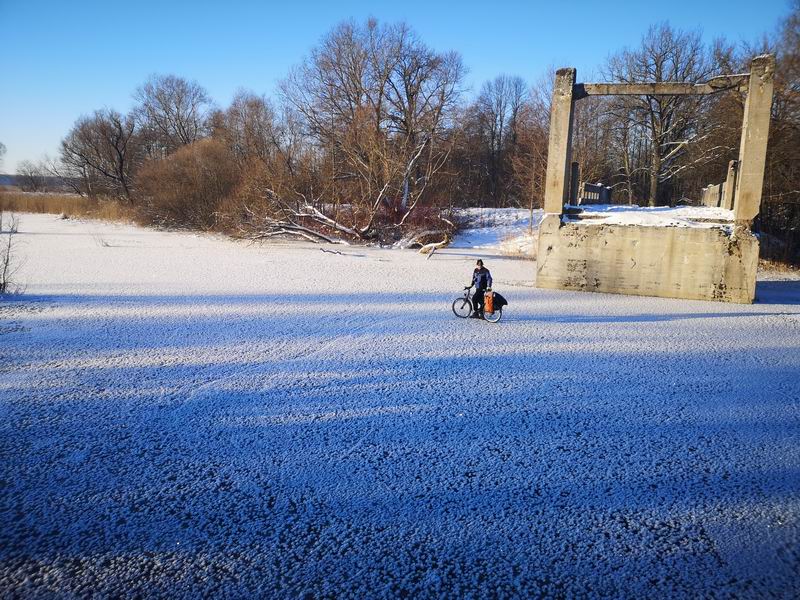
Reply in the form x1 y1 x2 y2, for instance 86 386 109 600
451 208 542 256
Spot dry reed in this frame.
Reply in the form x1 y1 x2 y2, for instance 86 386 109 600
0 192 134 222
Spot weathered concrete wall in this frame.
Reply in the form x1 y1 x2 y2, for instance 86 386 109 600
536 215 759 303
701 184 722 207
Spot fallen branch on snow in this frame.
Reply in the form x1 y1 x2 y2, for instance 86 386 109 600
397 229 449 250
239 218 351 245
419 237 449 256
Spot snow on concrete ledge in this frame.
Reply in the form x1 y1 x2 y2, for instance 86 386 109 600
567 204 735 229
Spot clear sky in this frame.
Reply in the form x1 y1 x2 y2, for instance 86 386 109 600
0 0 791 172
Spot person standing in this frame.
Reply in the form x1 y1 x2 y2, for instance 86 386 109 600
469 259 492 317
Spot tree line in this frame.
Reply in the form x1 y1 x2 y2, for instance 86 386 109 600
12 6 800 256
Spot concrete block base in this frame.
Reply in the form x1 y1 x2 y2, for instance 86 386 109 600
535 215 759 303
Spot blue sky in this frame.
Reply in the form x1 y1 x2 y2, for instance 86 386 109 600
0 0 790 171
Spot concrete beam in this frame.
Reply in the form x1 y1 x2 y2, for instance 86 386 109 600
734 55 776 224
543 68 576 215
574 74 750 99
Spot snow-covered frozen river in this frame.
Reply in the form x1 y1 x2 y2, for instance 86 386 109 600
2 214 799 597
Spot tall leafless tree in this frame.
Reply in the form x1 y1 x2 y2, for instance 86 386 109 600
472 75 528 206
218 90 280 164
60 109 140 200
605 23 714 205
16 160 48 192
280 19 464 239
134 75 212 157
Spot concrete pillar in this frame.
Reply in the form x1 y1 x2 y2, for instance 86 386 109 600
702 184 722 207
569 162 580 205
543 68 576 215
734 55 775 224
721 160 737 210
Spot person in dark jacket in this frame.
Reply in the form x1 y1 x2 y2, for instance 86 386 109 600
469 259 492 317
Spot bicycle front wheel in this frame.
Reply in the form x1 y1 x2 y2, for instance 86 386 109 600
484 308 502 323
452 297 473 318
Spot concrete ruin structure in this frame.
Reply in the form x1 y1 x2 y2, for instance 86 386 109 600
536 55 775 303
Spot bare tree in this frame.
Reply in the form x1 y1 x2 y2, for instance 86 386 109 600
382 27 464 219
0 211 21 295
60 109 140 200
509 92 549 218
756 2 800 262
472 75 528 206
766 2 800 203
0 142 6 171
605 23 714 205
44 154 94 196
280 19 464 239
16 160 48 192
216 90 281 164
134 75 212 156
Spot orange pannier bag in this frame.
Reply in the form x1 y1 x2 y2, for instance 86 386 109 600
484 290 494 313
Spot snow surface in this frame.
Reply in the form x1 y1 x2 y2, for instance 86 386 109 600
2 213 800 598
451 208 542 252
569 204 735 229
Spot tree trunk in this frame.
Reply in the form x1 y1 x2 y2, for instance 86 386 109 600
649 148 660 207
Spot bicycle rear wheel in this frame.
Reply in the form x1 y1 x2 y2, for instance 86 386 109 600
452 297 472 318
484 308 502 323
